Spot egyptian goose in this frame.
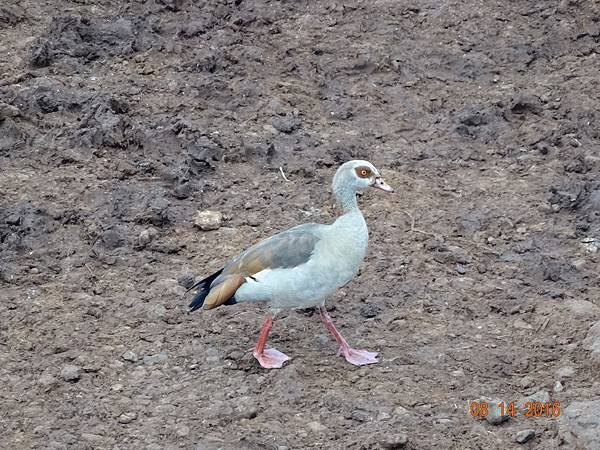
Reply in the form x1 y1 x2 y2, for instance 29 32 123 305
188 160 394 369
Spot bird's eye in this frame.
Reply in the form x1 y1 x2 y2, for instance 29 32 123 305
361 170 367 176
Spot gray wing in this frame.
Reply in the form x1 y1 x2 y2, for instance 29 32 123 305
213 223 323 286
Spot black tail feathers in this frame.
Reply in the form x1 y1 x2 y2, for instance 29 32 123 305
187 269 223 312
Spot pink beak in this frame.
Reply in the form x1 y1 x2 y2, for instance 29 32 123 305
373 177 394 192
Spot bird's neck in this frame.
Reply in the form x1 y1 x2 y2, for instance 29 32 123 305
333 182 360 213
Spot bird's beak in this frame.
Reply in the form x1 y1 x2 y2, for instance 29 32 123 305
372 177 394 192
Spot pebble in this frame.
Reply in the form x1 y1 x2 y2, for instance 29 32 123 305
380 433 409 449
177 274 195 290
38 374 58 390
556 365 575 378
307 421 327 432
455 264 467 274
554 380 564 392
143 353 168 365
138 227 158 247
485 400 510 425
519 390 551 410
61 365 81 382
515 429 535 444
81 433 104 445
245 213 262 227
513 318 534 330
360 303 381 318
0 102 20 119
194 210 222 230
272 113 299 133
117 412 137 424
121 351 138 362
176 425 190 437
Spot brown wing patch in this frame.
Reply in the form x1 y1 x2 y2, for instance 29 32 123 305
203 274 245 309
221 229 319 279
355 166 372 179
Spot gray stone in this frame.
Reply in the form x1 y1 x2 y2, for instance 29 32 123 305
554 380 564 392
485 400 510 425
559 400 600 448
556 365 575 379
117 412 137 424
380 433 409 449
143 352 168 365
519 391 551 410
121 351 138 362
515 429 535 444
513 318 534 330
176 425 190 437
138 227 158 247
455 264 467 274
38 374 57 389
81 433 104 445
194 210 222 230
307 421 327 432
61 365 81 382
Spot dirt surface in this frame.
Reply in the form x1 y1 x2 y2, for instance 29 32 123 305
2 1 600 449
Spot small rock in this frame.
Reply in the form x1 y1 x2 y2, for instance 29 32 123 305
245 213 261 227
143 353 168 365
556 365 575 379
177 274 196 290
38 374 57 390
350 408 372 422
393 406 411 417
520 375 535 388
272 113 300 133
513 318 534 330
380 433 409 449
101 229 126 250
5 213 21 225
307 421 327 433
81 433 104 445
554 380 564 392
138 227 158 248
486 400 510 425
148 304 167 320
519 391 551 410
117 412 137 424
515 429 535 444
360 303 381 318
176 425 190 437
455 264 467 274
580 237 600 253
194 210 222 230
174 182 192 199
0 102 21 120
61 365 81 382
121 351 138 362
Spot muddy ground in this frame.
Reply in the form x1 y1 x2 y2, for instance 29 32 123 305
2 0 600 449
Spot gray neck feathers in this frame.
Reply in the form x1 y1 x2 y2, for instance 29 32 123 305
332 170 359 212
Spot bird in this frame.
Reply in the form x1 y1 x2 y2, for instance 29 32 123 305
187 160 394 369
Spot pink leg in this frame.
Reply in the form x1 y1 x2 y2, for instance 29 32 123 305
252 315 290 369
318 307 378 366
